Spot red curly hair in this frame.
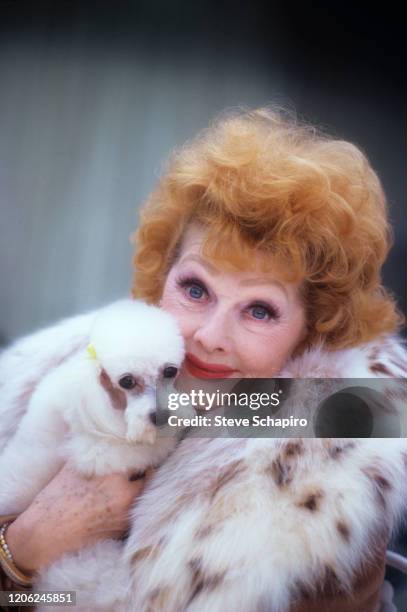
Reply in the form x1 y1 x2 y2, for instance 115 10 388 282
132 107 404 351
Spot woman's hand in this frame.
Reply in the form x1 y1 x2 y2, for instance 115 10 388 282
6 463 151 574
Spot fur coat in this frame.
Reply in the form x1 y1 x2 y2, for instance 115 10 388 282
0 310 407 612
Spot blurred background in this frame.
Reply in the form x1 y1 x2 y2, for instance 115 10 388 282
0 1 406 604
0 0 407 343
0 1 405 343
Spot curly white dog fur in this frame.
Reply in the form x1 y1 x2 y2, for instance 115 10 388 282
0 299 187 516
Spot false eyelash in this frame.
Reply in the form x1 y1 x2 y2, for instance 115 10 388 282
176 275 208 295
248 301 281 321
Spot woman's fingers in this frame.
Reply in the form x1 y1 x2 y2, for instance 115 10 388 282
6 463 155 573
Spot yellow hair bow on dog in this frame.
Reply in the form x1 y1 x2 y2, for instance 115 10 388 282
87 343 98 360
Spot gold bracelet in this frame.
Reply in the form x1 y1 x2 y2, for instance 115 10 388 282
0 521 33 588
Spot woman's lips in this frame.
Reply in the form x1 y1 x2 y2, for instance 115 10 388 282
185 353 237 379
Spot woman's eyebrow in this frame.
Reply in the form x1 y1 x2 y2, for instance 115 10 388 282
178 254 288 298
240 277 288 298
178 254 220 275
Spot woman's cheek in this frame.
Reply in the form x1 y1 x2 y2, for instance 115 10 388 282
161 295 197 341
160 290 184 326
160 281 187 314
237 340 273 377
238 327 298 377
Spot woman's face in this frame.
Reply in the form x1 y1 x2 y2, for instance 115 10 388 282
160 224 307 385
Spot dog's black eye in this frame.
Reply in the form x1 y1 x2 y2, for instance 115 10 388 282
119 374 137 390
163 366 178 379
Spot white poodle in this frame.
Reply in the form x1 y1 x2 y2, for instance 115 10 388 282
0 299 190 515
0 299 194 610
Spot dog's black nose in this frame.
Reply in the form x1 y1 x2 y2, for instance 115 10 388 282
149 410 171 426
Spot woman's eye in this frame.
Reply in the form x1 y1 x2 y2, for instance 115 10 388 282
248 304 277 321
188 284 204 299
177 277 208 300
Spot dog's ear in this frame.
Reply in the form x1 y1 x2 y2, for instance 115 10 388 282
99 369 127 410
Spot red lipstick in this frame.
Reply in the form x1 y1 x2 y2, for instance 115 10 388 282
185 353 237 379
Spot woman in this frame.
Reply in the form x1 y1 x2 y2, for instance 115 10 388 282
1 108 406 611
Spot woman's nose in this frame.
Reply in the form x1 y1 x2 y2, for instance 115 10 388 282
192 307 232 354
